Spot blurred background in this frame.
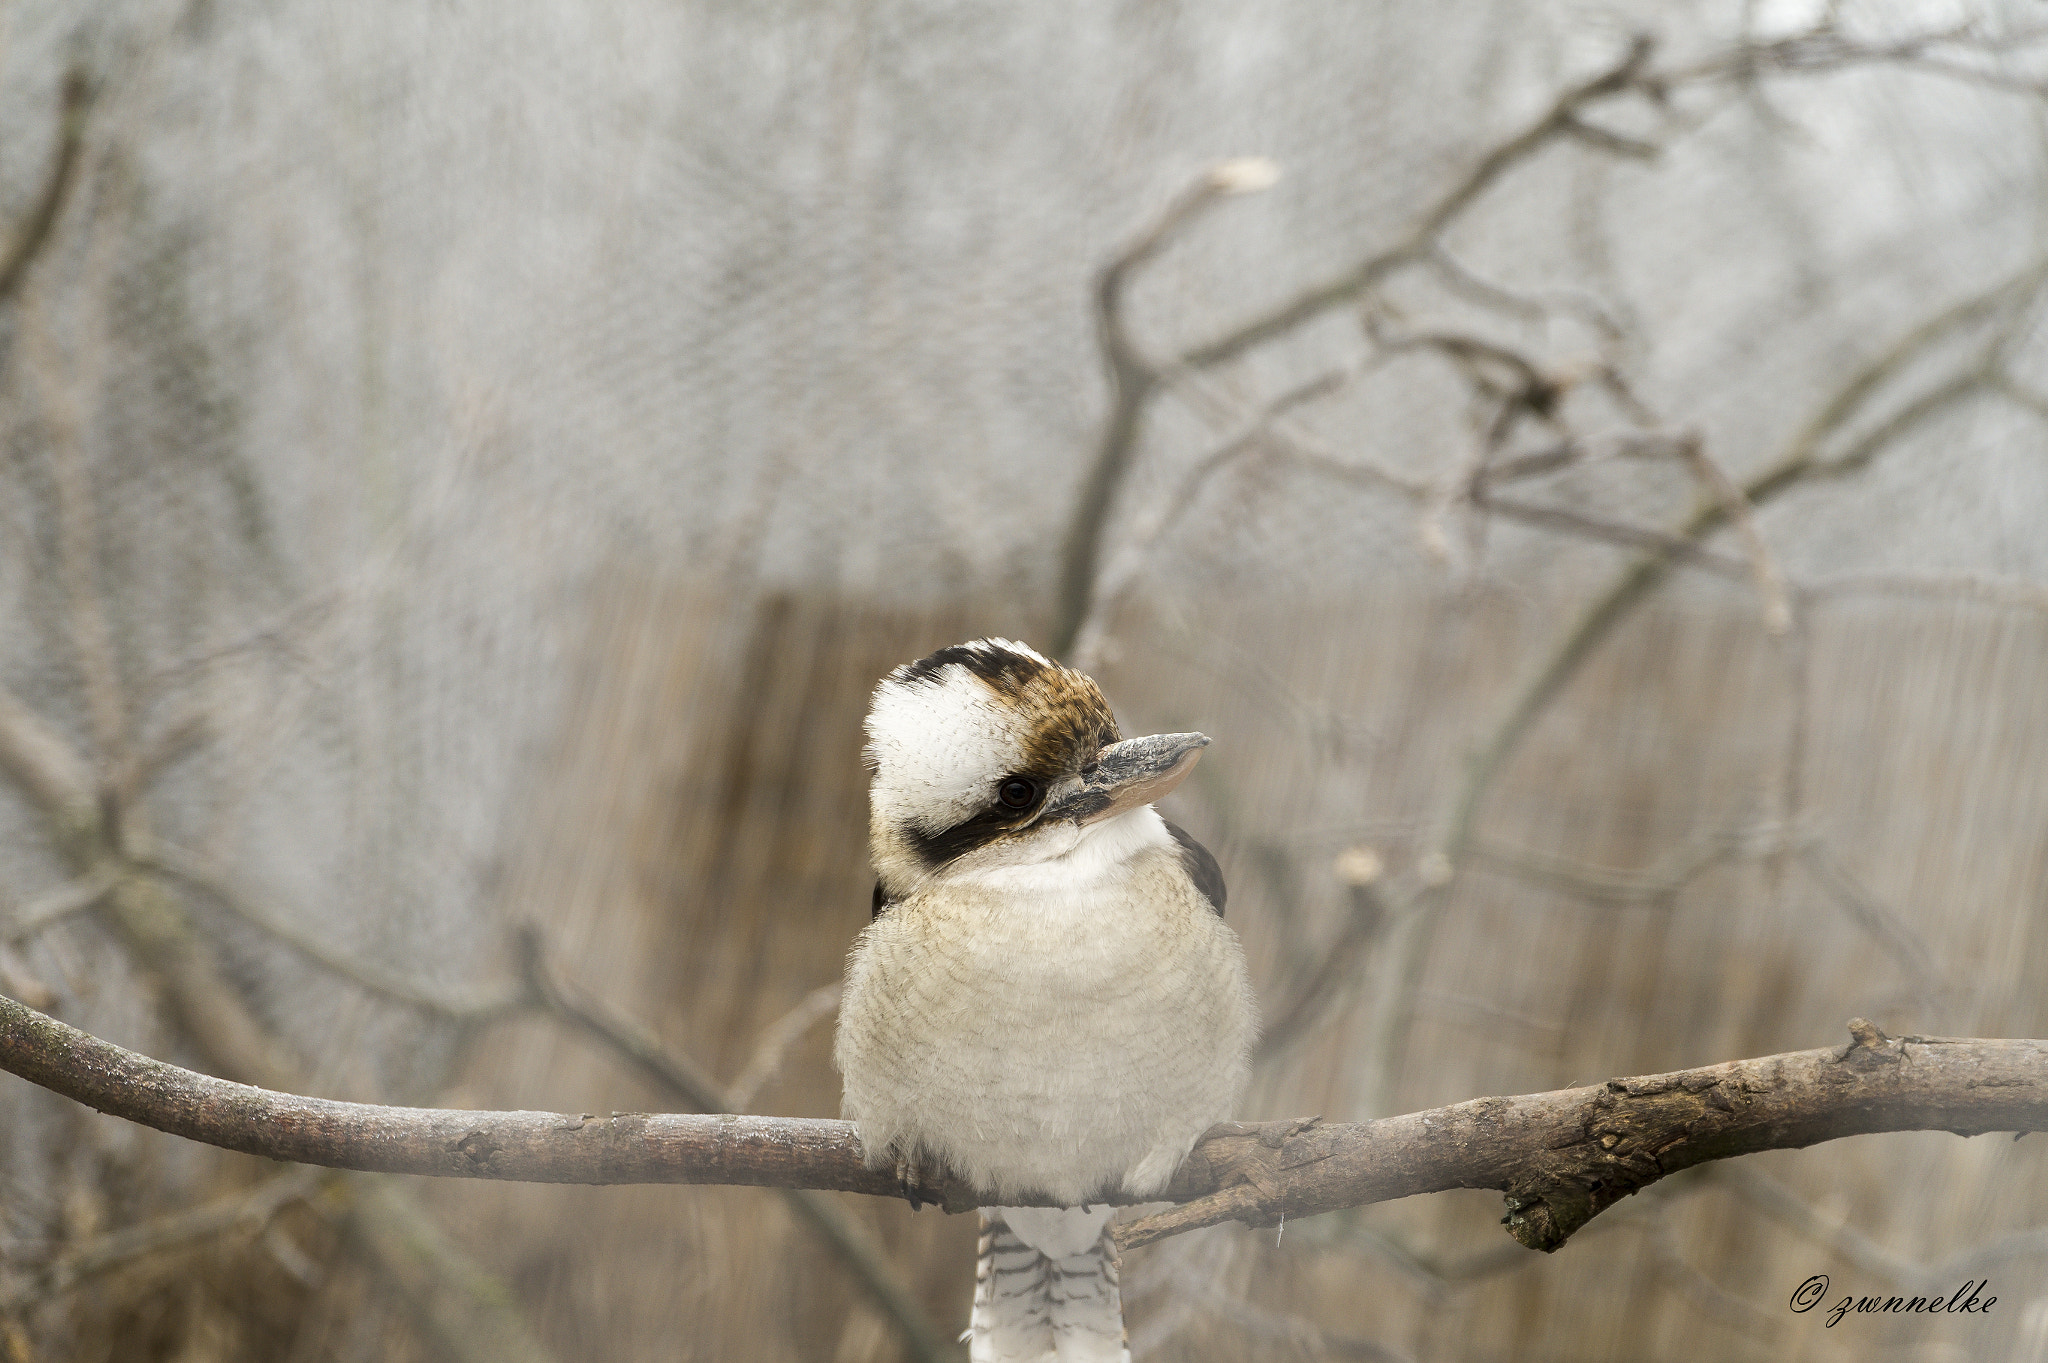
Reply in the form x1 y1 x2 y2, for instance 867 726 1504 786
1 0 2046 1358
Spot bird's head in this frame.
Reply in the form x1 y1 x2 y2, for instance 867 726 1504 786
863 638 1208 895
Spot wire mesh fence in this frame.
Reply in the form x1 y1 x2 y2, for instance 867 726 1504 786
1 0 2046 1358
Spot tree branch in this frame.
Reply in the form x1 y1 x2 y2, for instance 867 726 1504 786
1 1168 322 1309
1053 20 2010 667
726 983 842 1113
512 933 962 1363
4 995 2041 1263
1049 158 1280 659
0 684 95 829
0 69 90 309
1348 261 2048 1114
1179 36 1656 376
1116 1020 2048 1253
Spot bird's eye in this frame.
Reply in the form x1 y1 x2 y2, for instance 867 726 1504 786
996 777 1038 810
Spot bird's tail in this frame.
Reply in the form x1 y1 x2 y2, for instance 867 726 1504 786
969 1205 1128 1363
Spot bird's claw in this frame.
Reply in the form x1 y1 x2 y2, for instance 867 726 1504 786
1197 1115 1322 1149
894 1149 950 1212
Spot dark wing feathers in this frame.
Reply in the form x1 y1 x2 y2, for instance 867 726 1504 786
1162 820 1227 917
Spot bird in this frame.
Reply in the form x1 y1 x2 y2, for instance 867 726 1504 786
835 638 1258 1363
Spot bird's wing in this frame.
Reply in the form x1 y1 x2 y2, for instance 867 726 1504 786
1161 819 1227 916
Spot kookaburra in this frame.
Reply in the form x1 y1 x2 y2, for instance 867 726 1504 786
835 638 1258 1363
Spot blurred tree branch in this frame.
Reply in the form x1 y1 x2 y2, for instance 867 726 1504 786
0 127 953 1349
2 994 2042 1262
1051 36 1660 658
0 69 90 308
1053 16 2048 672
4 13 2041 1359
0 220 562 1355
1669 21 2048 97
0 732 947 1360
513 933 960 1363
0 1169 324 1311
1353 256 2048 1113
1053 157 1282 659
0 711 953 1362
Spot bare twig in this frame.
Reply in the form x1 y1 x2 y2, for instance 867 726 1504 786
515 931 961 1363
134 591 342 708
1422 243 1624 339
0 684 94 827
123 708 211 803
1710 1158 2048 1291
1350 263 2048 1116
14 774 941 1358
341 1177 556 1363
1053 33 1716 659
1645 1214 1782 1337
1368 325 1561 419
1059 20 2009 665
94 882 952 1361
1707 1162 1922 1289
4 864 120 943
726 983 842 1113
1049 158 1281 658
1478 431 1697 486
1463 824 1774 909
1 426 551 1363
0 69 90 308
1993 372 2048 421
1797 844 1947 1010
1069 363 1387 669
1058 21 2005 666
1471 491 1753 577
1340 1180 1686 1298
4 996 2043 1262
1945 1225 2048 1277
134 839 521 1020
1668 24 2048 97
0 1168 323 1309
1674 436 1793 635
1180 38 1658 375
1453 304 2008 853
516 928 724 1108
1121 1021 2048 1253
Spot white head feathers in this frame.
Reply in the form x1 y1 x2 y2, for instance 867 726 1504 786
864 638 1122 892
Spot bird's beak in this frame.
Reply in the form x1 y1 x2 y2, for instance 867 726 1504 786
1050 732 1209 826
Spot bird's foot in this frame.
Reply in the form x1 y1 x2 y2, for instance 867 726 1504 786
1198 1115 1323 1149
893 1148 951 1213
1174 1117 1325 1202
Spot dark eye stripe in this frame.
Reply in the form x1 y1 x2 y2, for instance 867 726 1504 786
905 809 1020 870
906 782 1046 870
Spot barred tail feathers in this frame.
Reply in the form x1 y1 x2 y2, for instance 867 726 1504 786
971 1206 1129 1363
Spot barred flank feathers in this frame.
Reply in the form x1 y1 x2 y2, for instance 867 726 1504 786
970 1207 1129 1363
